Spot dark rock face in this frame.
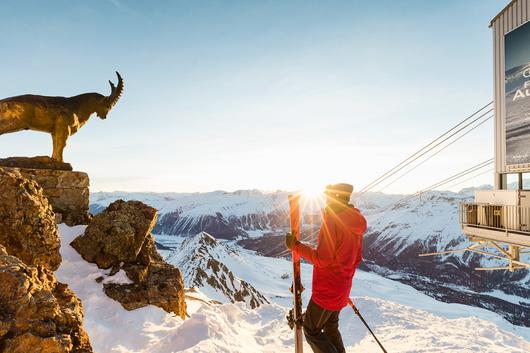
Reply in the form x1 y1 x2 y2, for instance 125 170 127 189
0 246 92 353
237 235 288 257
71 200 186 318
154 210 289 239
0 156 73 171
238 227 317 258
0 168 61 271
104 233 186 316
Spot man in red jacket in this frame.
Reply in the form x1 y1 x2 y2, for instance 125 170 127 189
286 183 367 353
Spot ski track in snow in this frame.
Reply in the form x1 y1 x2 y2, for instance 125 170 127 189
55 224 530 353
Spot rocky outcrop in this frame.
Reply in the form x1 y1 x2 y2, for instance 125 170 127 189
71 200 186 318
19 169 90 226
104 233 186 315
0 245 92 353
0 156 72 171
0 157 90 226
0 168 61 271
71 200 157 268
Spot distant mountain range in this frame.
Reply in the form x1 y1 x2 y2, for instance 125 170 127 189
90 188 529 326
90 190 291 239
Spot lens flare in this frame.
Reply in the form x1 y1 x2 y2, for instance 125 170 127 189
301 187 322 198
298 183 326 215
300 183 325 199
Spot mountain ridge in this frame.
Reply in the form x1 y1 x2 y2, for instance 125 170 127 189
90 188 530 326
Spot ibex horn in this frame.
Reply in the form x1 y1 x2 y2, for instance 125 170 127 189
107 71 124 107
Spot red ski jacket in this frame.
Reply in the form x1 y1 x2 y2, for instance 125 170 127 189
294 205 366 311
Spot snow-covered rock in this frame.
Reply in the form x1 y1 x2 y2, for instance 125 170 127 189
71 200 186 317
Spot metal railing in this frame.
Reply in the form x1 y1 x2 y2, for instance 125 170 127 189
460 203 530 235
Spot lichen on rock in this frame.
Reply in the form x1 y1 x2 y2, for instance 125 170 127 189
0 249 92 353
71 200 157 268
0 167 61 271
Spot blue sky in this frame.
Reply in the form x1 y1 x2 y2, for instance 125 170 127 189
0 0 506 193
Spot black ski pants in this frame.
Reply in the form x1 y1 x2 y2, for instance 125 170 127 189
303 299 345 353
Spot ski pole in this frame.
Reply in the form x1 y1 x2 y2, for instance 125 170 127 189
347 298 388 353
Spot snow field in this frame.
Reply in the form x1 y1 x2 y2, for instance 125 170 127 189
56 225 530 352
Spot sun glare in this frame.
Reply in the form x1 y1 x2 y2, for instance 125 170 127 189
297 183 326 214
300 183 326 200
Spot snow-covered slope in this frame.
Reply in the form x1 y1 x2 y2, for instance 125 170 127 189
151 297 530 353
166 231 269 308
363 191 470 255
56 224 530 352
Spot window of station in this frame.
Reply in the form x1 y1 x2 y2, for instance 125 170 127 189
505 173 519 190
523 173 530 190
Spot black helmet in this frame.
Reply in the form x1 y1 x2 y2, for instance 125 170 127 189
325 183 353 201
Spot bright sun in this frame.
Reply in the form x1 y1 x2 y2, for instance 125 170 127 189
300 183 326 198
298 183 326 213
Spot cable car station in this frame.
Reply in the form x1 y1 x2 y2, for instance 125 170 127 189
423 0 530 271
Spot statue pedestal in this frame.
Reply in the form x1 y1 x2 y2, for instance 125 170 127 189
0 157 91 226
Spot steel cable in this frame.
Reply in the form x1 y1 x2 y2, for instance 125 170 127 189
355 102 493 198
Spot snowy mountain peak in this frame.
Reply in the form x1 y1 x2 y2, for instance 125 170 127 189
184 231 218 249
176 231 238 259
165 232 268 309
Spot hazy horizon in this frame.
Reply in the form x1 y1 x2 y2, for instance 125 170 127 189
89 183 495 196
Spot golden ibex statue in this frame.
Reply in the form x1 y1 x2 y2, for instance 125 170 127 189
0 72 124 162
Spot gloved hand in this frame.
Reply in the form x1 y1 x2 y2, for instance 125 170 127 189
285 232 299 250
